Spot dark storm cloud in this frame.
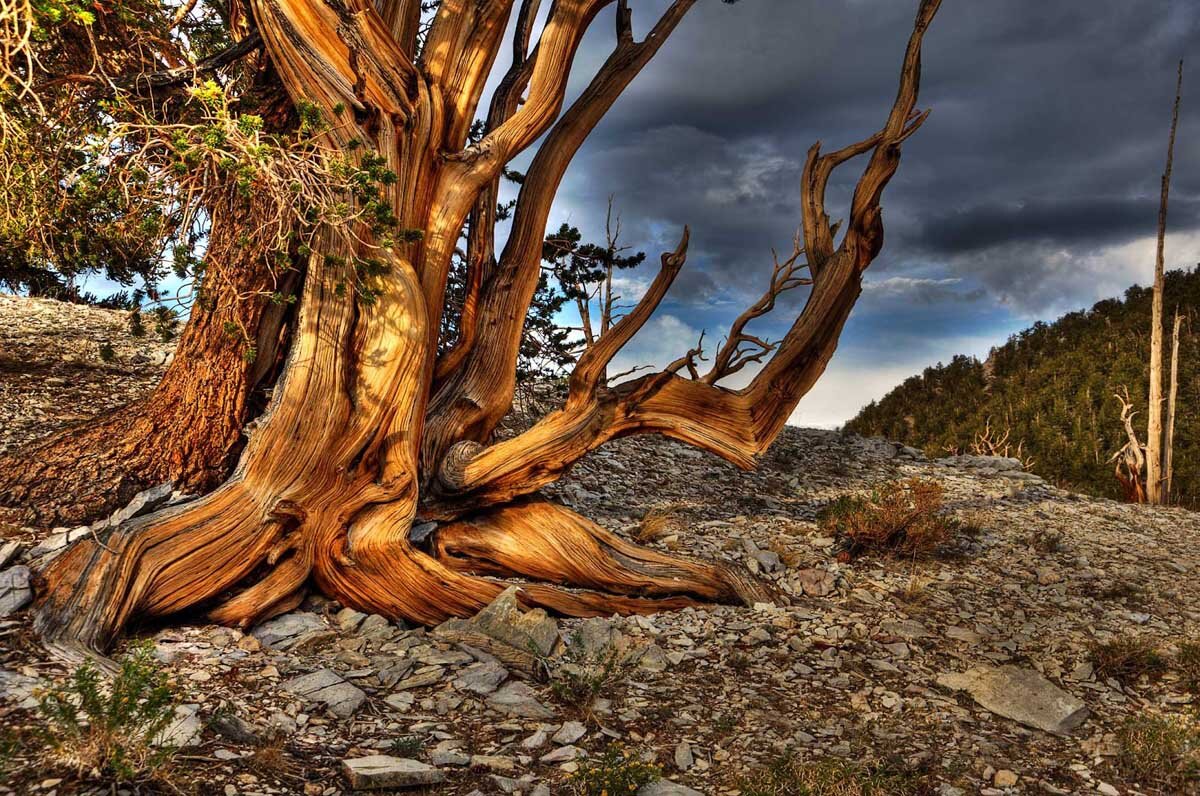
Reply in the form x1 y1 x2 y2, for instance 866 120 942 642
547 0 1200 316
920 196 1200 255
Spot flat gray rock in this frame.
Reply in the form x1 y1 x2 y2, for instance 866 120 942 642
0 668 41 709
937 665 1089 736
0 566 32 616
110 482 174 525
341 756 445 790
639 780 705 796
155 704 203 747
28 526 90 559
0 540 20 569
283 669 366 718
251 611 327 650
454 661 508 694
553 720 586 745
487 681 556 719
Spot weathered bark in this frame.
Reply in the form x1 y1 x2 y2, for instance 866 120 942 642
1146 61 1183 504
1164 309 1181 500
0 56 297 528
0 218 293 527
30 0 942 661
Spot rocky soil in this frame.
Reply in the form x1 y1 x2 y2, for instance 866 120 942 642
0 295 174 458
1 296 1198 796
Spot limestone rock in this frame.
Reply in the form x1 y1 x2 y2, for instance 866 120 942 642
282 669 366 718
251 612 328 650
156 704 203 748
487 681 556 719
0 566 33 615
455 661 508 695
452 586 559 657
937 665 1089 735
553 720 586 745
639 780 705 796
341 756 444 790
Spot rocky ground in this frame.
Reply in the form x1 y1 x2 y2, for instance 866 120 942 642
0 295 174 458
1 296 1199 796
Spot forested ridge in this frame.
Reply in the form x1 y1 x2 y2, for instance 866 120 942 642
847 267 1199 507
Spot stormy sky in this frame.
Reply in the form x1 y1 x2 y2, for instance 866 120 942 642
498 0 1200 427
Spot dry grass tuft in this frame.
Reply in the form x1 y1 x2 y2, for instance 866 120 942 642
739 755 934 796
1091 636 1168 685
1176 640 1200 693
818 479 960 560
635 504 686 542
1115 714 1200 790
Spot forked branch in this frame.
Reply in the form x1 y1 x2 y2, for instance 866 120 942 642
430 0 943 514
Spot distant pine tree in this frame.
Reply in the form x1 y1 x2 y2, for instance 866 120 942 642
846 268 1199 507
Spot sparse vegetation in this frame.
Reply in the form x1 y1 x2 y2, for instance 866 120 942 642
570 745 661 796
34 642 181 782
1176 640 1200 693
846 268 1200 508
549 634 630 716
389 735 423 758
818 479 962 559
1028 529 1065 554
1114 714 1200 790
1091 636 1168 685
739 754 934 796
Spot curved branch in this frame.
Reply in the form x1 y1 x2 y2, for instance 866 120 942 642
422 0 518 149
429 0 942 512
568 227 689 399
424 0 698 472
252 0 416 126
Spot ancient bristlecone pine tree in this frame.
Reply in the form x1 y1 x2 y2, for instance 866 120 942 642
32 0 943 659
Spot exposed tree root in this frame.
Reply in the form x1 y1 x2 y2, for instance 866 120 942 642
433 499 767 606
33 489 765 664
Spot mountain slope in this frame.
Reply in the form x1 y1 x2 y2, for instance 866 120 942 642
846 268 1199 507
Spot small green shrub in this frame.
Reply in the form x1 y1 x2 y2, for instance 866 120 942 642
389 735 423 757
1091 636 1168 685
36 642 180 781
570 745 661 796
1115 714 1200 790
739 755 932 796
549 633 629 715
818 479 960 560
1176 640 1200 693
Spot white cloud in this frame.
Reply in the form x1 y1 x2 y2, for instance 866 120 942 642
959 229 1200 319
789 332 1004 429
607 313 703 380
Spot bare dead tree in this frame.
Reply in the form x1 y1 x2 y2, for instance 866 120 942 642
1111 388 1148 504
1146 61 1184 503
1165 308 1182 499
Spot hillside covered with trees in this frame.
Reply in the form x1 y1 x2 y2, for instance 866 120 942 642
847 267 1199 507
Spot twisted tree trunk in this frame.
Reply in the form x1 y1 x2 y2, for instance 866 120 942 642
32 0 943 661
